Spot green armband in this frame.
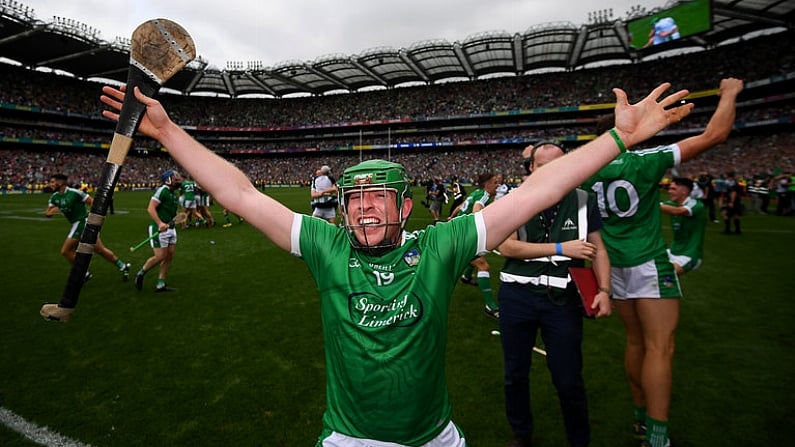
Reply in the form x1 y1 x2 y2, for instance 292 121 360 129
609 128 627 153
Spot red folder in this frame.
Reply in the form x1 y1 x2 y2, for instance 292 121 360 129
568 267 599 318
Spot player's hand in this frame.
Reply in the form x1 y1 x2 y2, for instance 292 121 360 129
718 77 744 97
100 85 172 140
592 291 612 318
612 83 693 148
561 239 597 260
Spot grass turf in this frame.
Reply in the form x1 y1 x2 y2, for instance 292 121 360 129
0 188 793 446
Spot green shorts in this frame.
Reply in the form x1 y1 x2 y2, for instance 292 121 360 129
67 218 87 240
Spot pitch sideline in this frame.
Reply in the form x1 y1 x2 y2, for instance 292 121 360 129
0 406 91 447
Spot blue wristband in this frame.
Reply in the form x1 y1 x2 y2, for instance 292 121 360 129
555 242 563 256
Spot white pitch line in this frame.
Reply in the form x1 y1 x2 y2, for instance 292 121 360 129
0 216 53 221
0 406 92 447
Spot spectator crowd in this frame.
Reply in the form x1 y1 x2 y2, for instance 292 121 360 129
1 31 793 196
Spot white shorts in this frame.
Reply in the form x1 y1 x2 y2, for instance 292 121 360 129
313 207 337 220
320 421 465 447
611 255 681 299
152 227 177 248
666 249 702 273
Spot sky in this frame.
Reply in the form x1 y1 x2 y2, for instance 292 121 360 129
15 0 666 69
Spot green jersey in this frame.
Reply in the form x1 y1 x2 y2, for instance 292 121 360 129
48 187 89 223
457 188 491 215
582 144 679 267
665 196 706 261
180 180 197 201
294 213 484 445
151 185 179 224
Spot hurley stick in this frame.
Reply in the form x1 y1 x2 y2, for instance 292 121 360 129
42 19 195 320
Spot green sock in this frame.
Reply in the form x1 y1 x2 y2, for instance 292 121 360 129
137 269 145 276
114 259 125 269
634 405 647 424
477 272 498 310
224 214 231 223
156 279 165 288
646 415 669 447
462 265 474 280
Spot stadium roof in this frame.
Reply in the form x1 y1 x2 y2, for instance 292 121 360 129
0 0 792 97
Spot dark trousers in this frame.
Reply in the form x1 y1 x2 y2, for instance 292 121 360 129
704 196 716 221
498 282 590 447
448 197 464 218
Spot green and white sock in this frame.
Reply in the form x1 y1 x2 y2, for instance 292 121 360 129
477 271 498 310
646 415 669 447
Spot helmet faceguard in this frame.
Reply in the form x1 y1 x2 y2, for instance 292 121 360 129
338 160 412 255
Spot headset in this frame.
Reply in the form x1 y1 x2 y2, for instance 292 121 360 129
522 140 568 174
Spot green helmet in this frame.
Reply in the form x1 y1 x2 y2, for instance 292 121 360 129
338 159 412 206
338 159 413 254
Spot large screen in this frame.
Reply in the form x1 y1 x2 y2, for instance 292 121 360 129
626 0 712 50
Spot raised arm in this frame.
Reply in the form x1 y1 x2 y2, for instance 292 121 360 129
481 82 694 249
100 85 294 251
678 78 743 163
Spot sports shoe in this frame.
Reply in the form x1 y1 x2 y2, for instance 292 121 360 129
84 271 93 283
633 421 646 440
40 304 74 322
155 285 176 292
485 306 500 320
460 275 476 286
134 272 144 290
223 223 233 228
121 263 131 282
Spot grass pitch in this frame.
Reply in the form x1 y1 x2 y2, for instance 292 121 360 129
1 188 793 446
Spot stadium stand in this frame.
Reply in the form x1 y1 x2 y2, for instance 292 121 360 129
0 0 793 191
